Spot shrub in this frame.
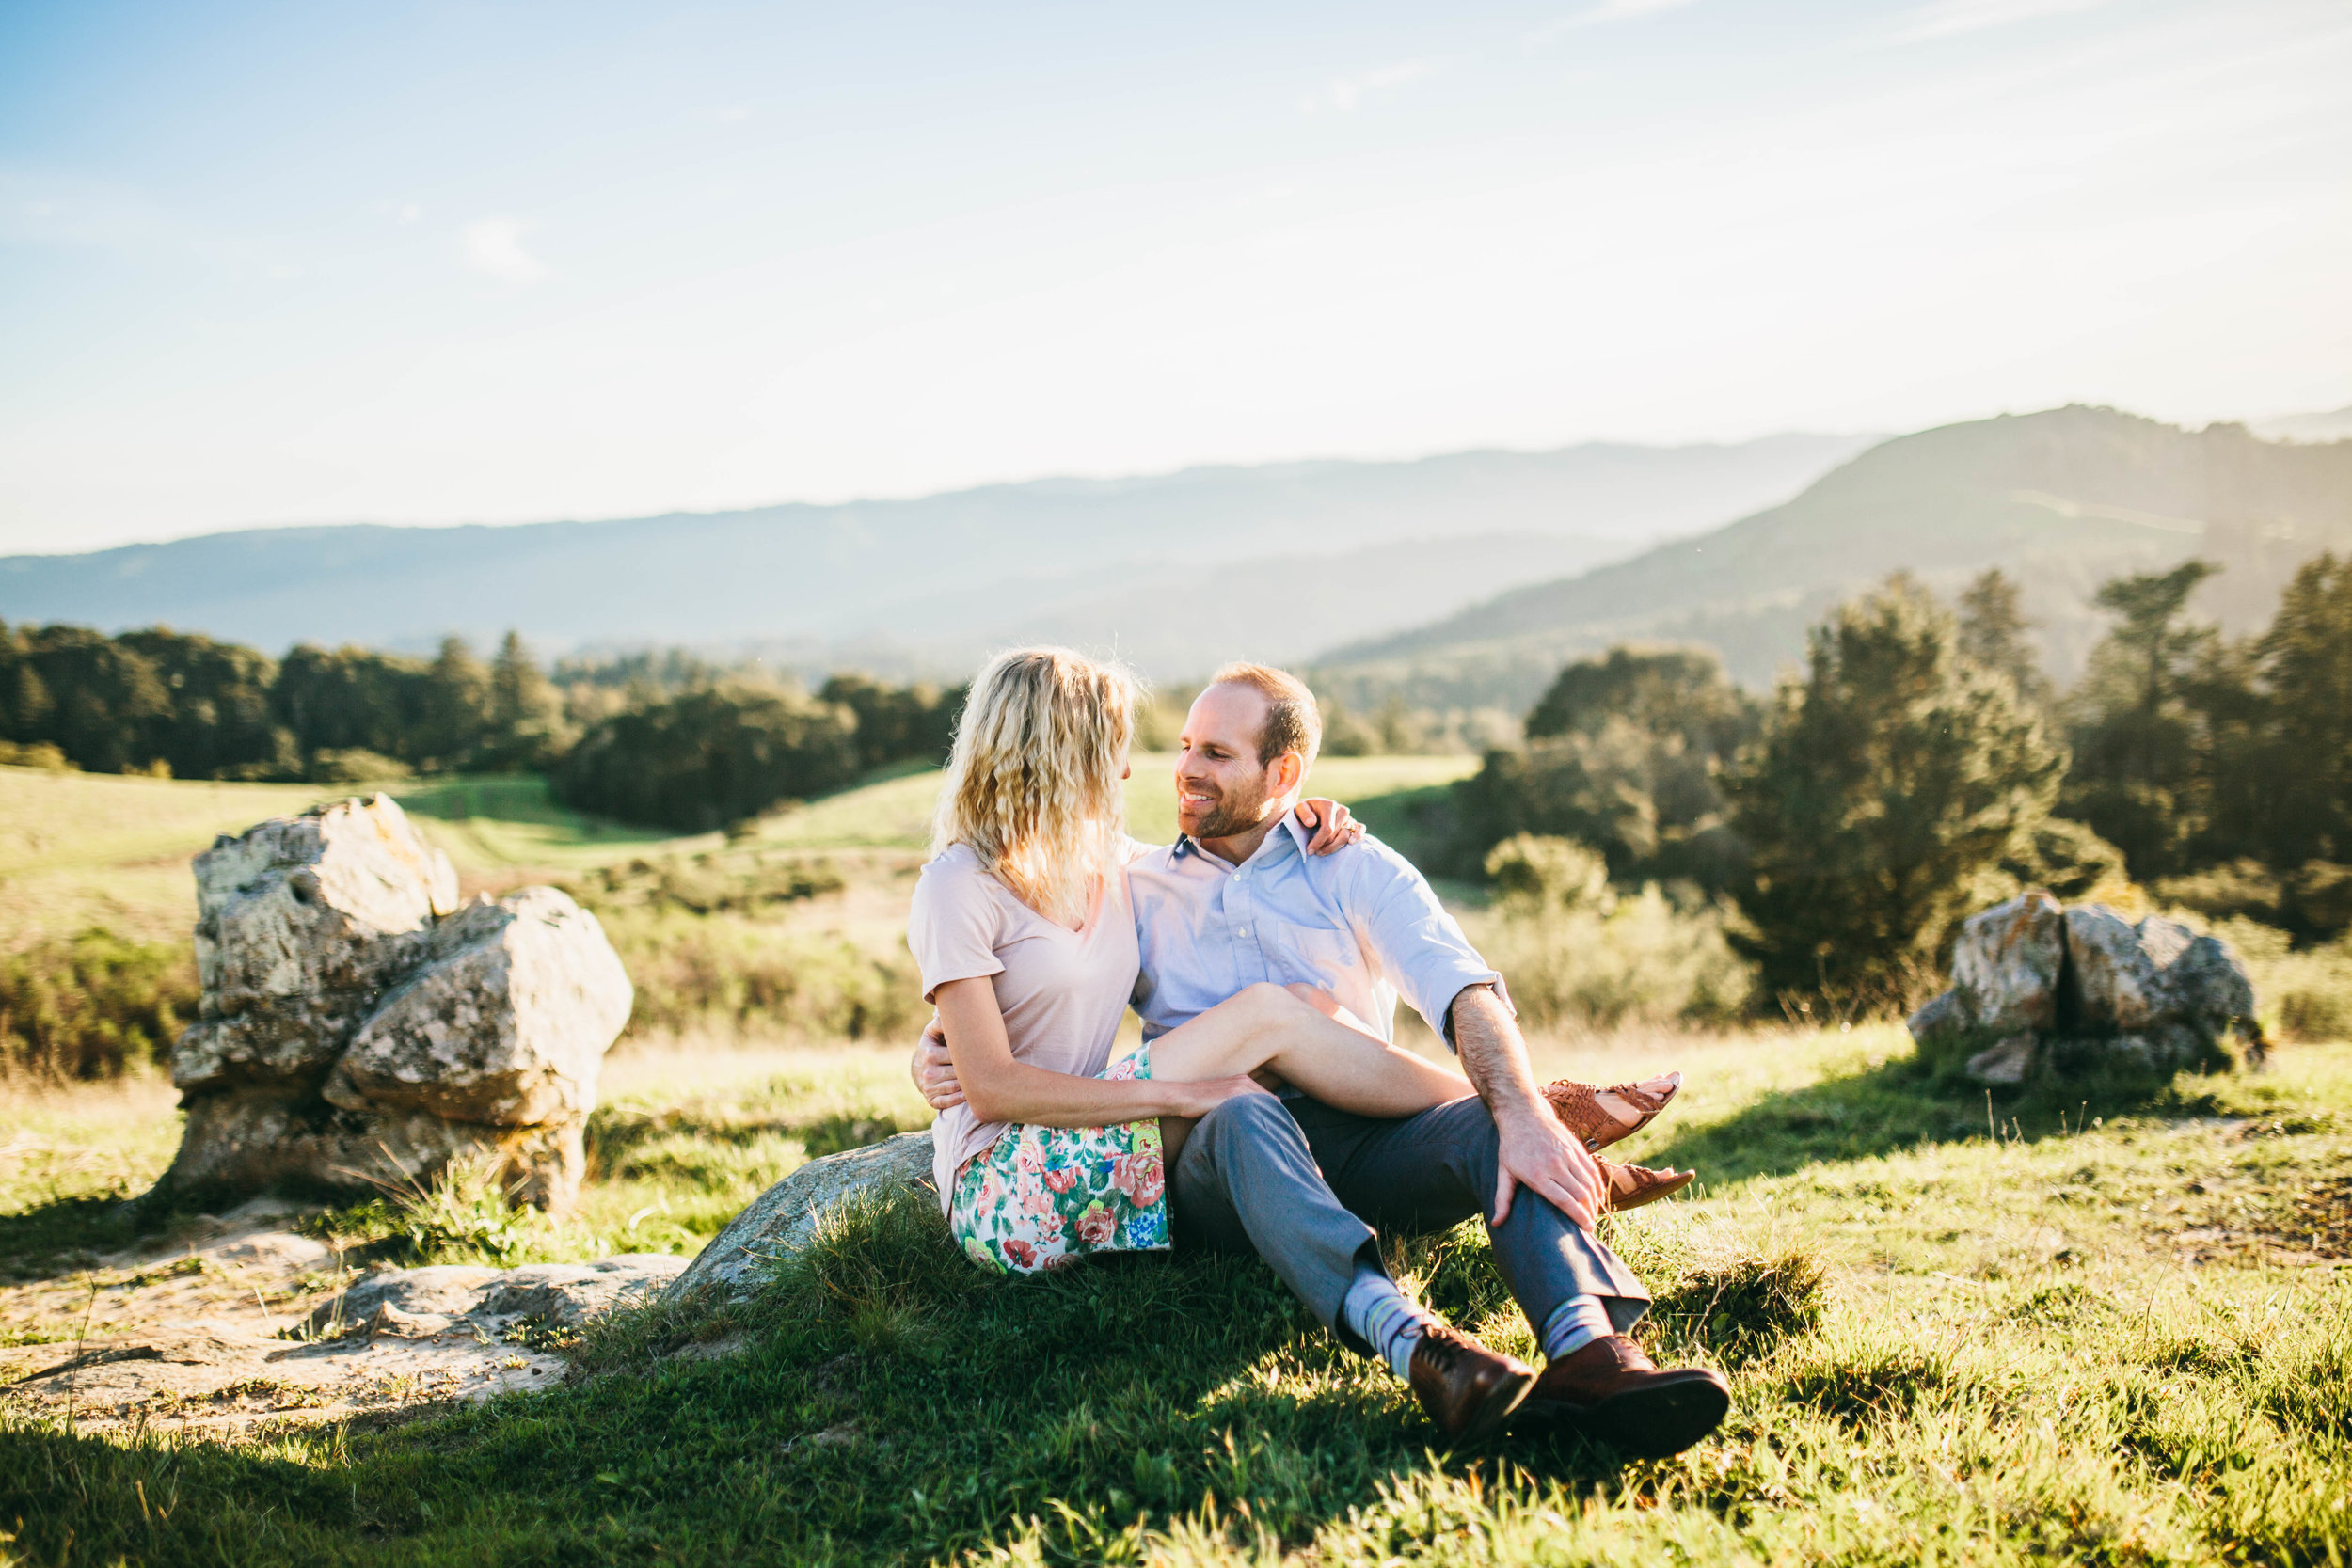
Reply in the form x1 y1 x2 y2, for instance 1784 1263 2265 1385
553 683 861 832
308 747 412 783
0 929 198 1079
0 740 72 770
1471 835 1752 1031
1448 646 1756 889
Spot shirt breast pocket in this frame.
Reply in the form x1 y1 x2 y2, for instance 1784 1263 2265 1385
1283 923 1359 977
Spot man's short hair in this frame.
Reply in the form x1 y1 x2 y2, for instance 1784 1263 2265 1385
1210 661 1323 770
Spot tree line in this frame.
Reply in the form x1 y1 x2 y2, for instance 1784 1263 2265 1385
0 624 964 832
1452 551 2352 1011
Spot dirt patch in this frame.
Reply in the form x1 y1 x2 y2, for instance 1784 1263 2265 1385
2172 1173 2352 1268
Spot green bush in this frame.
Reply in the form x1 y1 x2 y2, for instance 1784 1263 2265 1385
1470 834 1752 1031
0 929 198 1079
553 683 861 832
1447 645 1756 889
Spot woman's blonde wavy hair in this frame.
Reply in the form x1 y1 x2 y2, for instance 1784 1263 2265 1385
932 646 1137 927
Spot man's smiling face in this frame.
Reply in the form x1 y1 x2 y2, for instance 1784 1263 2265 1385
1175 681 1295 840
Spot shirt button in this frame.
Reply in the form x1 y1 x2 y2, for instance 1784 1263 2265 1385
1237 926 1251 937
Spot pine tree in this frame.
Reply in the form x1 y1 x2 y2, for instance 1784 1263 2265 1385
2059 560 2222 877
485 630 567 771
1956 568 2048 707
1727 576 2062 1010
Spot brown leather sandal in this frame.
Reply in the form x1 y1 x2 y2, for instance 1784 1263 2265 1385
1541 1073 1681 1153
1598 1160 1695 1212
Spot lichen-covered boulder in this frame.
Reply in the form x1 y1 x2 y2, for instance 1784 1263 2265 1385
176 796 459 1092
2061 905 2174 1034
1912 892 2260 1086
168 1087 590 1209
1949 892 2065 1035
668 1132 937 1301
325 889 632 1126
2159 935 2261 1059
155 796 631 1212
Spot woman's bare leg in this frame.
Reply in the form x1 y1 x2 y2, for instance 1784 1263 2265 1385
1145 983 1471 1119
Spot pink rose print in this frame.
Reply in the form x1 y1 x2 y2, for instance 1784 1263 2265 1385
1116 1149 1165 1209
1075 1204 1117 1247
1015 1139 1047 1174
1001 1237 1037 1270
1043 1166 1078 1194
1019 1180 1057 1220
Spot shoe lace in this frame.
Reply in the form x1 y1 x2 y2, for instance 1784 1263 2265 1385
1414 1323 1470 1373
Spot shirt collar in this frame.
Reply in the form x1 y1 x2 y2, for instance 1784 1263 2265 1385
1171 811 1311 868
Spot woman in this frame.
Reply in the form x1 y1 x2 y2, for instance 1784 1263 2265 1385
910 646 1683 1276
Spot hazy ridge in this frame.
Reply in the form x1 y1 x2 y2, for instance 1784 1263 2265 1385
1314 407 2352 714
0 436 1870 680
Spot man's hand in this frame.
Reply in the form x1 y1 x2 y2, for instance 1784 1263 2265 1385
911 1018 963 1111
1449 983 1602 1230
1491 1101 1602 1231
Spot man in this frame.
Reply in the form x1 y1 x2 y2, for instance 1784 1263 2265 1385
914 662 1727 1454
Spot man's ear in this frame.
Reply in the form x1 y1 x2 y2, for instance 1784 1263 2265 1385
1270 751 1305 800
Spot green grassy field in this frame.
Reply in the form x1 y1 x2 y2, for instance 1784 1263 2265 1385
3 1026 2346 1565
0 752 1475 948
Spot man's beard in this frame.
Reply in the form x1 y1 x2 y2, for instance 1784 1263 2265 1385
1182 780 1273 841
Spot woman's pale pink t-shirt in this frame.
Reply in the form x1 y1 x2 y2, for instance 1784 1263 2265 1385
907 842 1142 1212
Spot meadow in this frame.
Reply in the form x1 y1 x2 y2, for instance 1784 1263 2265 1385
1 759 2347 1565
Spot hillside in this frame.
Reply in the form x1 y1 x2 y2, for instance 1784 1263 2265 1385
0 436 1867 682
1317 407 2352 711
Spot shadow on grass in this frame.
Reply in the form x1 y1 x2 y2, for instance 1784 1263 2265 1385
0 1185 1683 1565
1640 1051 2248 1186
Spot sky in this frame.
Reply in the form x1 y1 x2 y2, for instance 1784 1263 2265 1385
2 0 2347 554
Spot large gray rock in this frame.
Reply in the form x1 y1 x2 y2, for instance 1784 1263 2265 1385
301 1255 687 1338
2063 905 2174 1034
1950 892 2065 1035
156 795 631 1212
169 1089 590 1209
1911 892 2261 1085
668 1132 936 1301
326 889 632 1126
176 795 459 1092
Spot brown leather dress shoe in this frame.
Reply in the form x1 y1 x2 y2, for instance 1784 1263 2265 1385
1407 1321 1536 1441
1520 1335 1729 1457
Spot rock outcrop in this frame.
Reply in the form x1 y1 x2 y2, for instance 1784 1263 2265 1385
667 1131 936 1301
1909 893 2264 1086
154 795 633 1210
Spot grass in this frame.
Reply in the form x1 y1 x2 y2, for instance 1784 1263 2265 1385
3 1028 2348 1564
0 756 1478 1068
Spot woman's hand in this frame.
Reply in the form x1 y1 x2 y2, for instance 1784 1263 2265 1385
1295 798 1364 856
911 1018 963 1111
1167 1073 1279 1118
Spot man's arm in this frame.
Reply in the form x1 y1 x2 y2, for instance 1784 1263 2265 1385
1451 983 1601 1231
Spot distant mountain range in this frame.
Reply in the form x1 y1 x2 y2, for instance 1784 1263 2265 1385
0 436 1871 680
1314 406 2352 716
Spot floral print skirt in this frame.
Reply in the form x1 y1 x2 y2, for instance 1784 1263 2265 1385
950 1044 1170 1275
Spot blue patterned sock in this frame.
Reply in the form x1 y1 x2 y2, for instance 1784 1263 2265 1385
1340 1265 1440 1381
1539 1295 1614 1362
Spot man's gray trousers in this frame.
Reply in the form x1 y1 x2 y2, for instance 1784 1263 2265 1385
1169 1092 1650 1353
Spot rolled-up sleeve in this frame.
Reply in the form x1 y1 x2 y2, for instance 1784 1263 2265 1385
1348 842 1511 1048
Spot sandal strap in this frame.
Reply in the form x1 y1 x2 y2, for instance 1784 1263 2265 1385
1539 1081 1613 1148
1606 1080 1675 1117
